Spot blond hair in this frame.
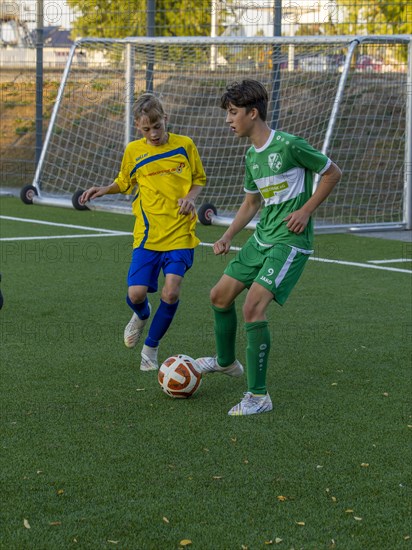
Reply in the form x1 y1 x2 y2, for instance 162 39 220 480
133 93 166 123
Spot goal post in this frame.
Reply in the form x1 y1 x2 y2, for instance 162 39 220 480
27 35 412 232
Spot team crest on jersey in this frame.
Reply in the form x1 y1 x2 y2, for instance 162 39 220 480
268 153 282 172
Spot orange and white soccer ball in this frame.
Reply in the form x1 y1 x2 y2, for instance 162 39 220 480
158 355 202 398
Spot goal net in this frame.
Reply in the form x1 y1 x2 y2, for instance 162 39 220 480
30 35 411 231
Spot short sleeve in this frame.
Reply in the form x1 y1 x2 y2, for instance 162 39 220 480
290 137 330 174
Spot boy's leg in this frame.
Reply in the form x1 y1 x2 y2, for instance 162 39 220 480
141 250 193 371
228 315 273 416
141 298 179 371
245 320 271 395
126 294 151 318
124 248 161 349
196 274 245 376
124 291 151 349
228 245 310 416
213 303 237 367
144 272 182 349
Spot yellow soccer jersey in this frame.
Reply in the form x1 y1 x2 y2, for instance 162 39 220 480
115 133 206 251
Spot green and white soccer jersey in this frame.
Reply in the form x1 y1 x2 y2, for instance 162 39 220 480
245 129 331 251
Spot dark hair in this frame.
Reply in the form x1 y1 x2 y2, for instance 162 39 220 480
133 93 165 122
220 79 268 121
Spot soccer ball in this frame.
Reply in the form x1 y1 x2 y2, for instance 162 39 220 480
158 355 202 398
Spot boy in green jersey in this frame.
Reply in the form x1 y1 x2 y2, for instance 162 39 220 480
196 79 341 416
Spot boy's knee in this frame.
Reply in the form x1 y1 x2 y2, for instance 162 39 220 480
128 286 146 304
242 300 267 323
242 302 255 322
161 288 180 304
210 285 228 308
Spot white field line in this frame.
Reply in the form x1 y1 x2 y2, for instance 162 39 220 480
368 258 411 264
0 233 129 242
199 242 412 274
1 216 410 275
0 215 129 234
308 256 411 274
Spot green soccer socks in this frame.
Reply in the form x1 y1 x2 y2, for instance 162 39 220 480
212 303 237 368
245 321 271 395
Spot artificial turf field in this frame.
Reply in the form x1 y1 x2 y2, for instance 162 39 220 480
0 197 411 549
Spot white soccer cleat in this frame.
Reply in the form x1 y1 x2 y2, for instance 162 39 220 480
228 392 273 416
195 356 244 377
124 304 151 349
140 345 159 372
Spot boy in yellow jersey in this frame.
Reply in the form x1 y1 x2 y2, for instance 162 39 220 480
80 94 206 371
196 80 341 416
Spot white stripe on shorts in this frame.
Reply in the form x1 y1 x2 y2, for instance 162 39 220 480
275 247 297 288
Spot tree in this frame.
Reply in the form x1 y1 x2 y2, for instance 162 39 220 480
335 0 412 35
67 0 216 39
67 0 146 39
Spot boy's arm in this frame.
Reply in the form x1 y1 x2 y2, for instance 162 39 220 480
284 162 341 234
214 192 262 255
178 140 207 218
79 182 120 205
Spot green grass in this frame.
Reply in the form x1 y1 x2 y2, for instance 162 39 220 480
0 198 411 549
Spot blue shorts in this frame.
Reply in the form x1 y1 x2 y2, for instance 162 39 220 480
127 248 194 293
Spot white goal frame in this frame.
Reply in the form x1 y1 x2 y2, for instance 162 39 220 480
29 35 412 232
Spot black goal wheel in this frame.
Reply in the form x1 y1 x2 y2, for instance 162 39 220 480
72 189 89 210
20 184 38 205
197 203 217 225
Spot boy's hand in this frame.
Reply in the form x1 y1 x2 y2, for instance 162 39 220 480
79 187 106 205
178 198 196 219
213 237 231 255
283 208 310 234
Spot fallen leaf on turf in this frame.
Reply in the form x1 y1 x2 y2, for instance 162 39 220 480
230 437 237 442
275 538 283 544
264 540 273 545
23 519 31 529
107 541 119 545
296 521 305 526
277 495 287 501
331 382 338 386
360 463 369 467
345 509 354 513
404 536 410 540
331 496 337 503
212 476 223 479
57 489 64 496
136 388 145 392
179 540 192 546
354 517 362 521
241 545 248 550
49 521 61 526
163 516 170 524
383 392 389 397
